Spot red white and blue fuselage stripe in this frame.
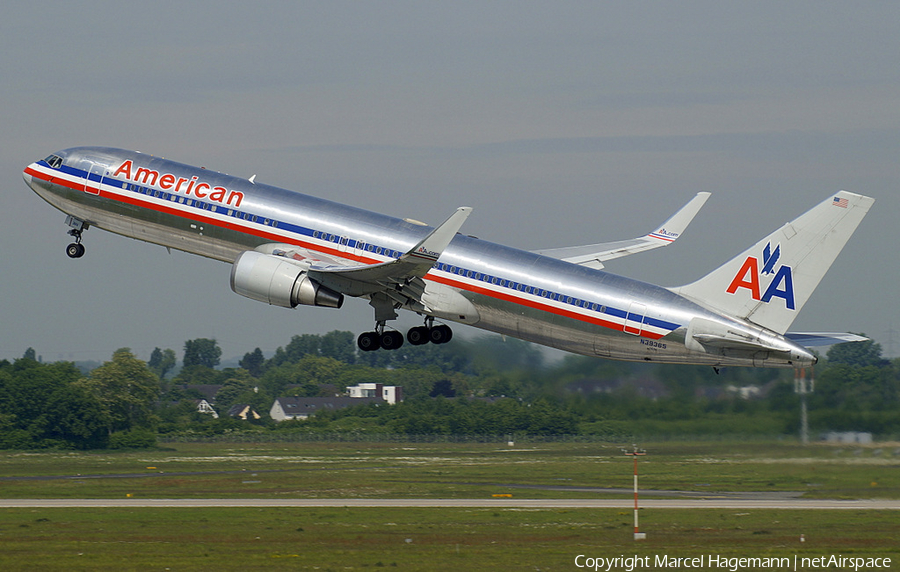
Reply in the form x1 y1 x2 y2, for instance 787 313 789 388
26 148 687 346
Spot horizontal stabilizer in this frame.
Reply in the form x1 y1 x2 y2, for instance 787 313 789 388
685 317 815 364
785 332 868 347
536 192 709 269
692 333 772 351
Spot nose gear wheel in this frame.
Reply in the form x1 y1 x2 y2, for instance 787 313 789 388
64 216 88 258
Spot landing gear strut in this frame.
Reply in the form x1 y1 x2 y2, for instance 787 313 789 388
65 216 88 259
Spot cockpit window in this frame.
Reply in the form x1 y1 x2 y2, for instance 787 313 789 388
44 154 63 169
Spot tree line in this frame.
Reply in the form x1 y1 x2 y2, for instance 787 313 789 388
1 331 897 449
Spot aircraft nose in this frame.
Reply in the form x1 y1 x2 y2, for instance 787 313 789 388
22 162 39 188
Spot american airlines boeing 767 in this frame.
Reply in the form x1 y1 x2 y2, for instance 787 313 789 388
24 147 873 368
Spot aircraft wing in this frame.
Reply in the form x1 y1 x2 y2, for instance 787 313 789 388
534 192 710 269
306 207 472 306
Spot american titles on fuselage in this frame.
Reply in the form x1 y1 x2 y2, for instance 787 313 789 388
112 159 244 208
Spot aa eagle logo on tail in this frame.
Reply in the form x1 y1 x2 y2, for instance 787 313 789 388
726 242 796 310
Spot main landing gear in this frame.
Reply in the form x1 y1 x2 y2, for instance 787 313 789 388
406 323 452 346
357 319 453 352
64 216 88 259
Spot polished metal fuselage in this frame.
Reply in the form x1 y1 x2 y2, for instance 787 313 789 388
24 147 814 367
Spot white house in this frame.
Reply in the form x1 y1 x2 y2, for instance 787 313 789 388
270 396 382 422
347 383 403 405
195 399 219 419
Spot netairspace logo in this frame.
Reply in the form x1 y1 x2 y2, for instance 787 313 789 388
573 553 892 571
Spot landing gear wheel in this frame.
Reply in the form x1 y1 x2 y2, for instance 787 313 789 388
66 243 85 258
429 324 453 345
357 331 381 352
407 326 430 346
380 330 404 350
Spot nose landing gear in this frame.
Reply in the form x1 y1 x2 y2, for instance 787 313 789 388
66 242 86 258
64 216 88 259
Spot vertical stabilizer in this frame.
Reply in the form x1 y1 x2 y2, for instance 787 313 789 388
672 191 874 333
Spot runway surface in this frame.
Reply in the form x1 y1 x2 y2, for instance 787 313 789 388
2 498 898 509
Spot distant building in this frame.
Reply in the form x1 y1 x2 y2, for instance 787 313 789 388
228 404 261 420
195 399 219 419
185 384 222 403
270 396 382 422
347 383 403 405
726 385 762 399
824 431 873 445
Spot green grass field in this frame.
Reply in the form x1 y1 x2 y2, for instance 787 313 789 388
1 507 897 571
1 440 898 500
1 441 898 570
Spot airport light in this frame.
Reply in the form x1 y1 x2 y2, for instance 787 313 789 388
794 368 814 445
622 445 647 540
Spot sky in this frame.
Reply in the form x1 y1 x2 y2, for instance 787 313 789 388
2 1 898 364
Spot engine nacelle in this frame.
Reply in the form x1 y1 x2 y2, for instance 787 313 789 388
230 250 343 309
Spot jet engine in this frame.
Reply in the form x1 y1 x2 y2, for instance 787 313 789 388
230 250 343 309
